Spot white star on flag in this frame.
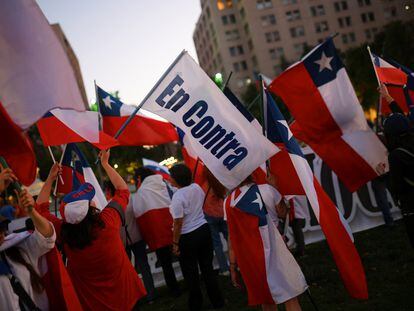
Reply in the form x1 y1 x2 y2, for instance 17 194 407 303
314 52 333 72
277 120 293 140
102 95 114 109
252 192 263 210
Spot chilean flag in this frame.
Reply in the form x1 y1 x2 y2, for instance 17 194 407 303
142 158 170 180
269 38 388 192
42 247 83 311
97 86 178 146
224 184 307 305
57 143 107 211
37 109 119 150
263 86 368 299
370 52 414 115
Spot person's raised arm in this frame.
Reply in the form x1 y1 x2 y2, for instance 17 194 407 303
0 166 17 194
378 83 403 114
99 150 128 190
37 163 61 205
18 189 54 238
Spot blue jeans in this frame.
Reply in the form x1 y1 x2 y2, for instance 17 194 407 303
204 215 229 273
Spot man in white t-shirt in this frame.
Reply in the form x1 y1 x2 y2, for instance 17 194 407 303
169 164 224 311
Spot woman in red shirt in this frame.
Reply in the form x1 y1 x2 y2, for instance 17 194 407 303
36 150 146 311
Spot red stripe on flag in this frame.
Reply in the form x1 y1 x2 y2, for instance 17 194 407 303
375 67 407 86
43 247 83 311
225 196 274 305
103 116 178 146
0 103 36 186
270 63 377 192
37 115 86 146
314 178 368 299
136 208 173 251
381 85 410 115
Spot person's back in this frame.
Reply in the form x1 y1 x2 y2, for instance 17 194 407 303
65 190 143 311
35 151 146 311
134 174 173 251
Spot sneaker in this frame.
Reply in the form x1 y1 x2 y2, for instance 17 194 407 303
219 270 230 276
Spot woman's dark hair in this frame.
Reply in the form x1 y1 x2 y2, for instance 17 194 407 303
5 247 43 293
204 168 227 199
61 206 105 249
134 167 155 184
170 164 192 187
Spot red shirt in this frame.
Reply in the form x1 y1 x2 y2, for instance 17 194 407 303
201 182 224 218
37 189 146 311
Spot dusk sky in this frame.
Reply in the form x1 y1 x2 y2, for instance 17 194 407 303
37 0 201 105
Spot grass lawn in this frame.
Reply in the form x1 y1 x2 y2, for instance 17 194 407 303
141 221 414 311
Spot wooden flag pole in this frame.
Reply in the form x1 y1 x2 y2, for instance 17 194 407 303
367 46 382 132
114 50 187 140
48 146 64 185
53 144 67 196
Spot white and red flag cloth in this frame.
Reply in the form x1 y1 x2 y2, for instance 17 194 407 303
37 109 119 150
0 0 86 184
269 38 388 192
369 52 414 115
142 158 170 180
57 144 107 211
224 184 308 305
0 0 86 129
263 87 368 299
97 86 178 146
131 174 173 251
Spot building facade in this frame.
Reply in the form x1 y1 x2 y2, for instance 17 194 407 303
193 0 413 95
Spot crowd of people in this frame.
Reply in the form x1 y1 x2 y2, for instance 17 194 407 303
0 84 413 311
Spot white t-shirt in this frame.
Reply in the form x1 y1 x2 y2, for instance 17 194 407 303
0 226 56 311
170 183 207 234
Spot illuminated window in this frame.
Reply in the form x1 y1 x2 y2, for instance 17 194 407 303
217 0 232 10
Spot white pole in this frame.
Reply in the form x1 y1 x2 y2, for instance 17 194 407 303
53 144 67 196
367 46 381 87
47 146 64 185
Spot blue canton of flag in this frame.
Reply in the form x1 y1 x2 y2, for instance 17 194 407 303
302 38 344 88
97 86 123 116
235 184 267 227
263 88 303 157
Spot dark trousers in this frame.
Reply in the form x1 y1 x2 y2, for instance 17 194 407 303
372 176 394 225
131 240 156 301
179 224 224 311
291 218 306 255
155 246 180 295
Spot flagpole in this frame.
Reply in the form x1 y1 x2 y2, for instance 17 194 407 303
53 144 67 197
221 71 233 91
113 50 187 140
47 146 64 185
95 80 102 131
367 46 382 132
258 76 271 175
247 94 260 111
